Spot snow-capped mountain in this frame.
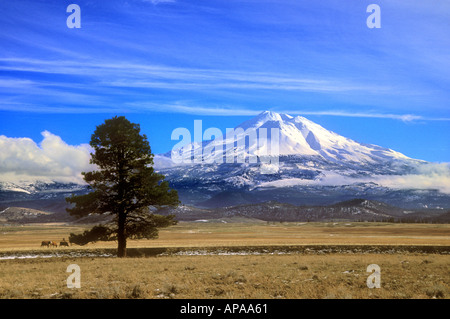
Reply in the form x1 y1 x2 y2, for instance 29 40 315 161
1 111 449 211
153 111 449 208
233 111 411 162
158 111 416 167
0 181 89 215
0 181 86 195
155 110 424 183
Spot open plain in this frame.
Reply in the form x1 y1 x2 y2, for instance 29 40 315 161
0 220 449 299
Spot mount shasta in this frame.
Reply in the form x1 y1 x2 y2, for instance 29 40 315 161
153 111 449 209
1 111 449 218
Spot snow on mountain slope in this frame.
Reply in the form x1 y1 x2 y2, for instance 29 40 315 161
236 111 411 163
160 110 414 168
0 181 87 194
1 112 448 210
150 111 450 207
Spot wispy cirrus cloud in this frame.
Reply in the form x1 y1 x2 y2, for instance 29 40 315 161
0 57 387 94
125 102 260 116
0 57 448 121
125 101 450 122
142 0 176 4
2 57 443 121
281 110 450 122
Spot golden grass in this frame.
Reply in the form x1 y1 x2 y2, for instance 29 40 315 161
0 223 87 251
0 254 448 299
0 221 449 299
1 221 449 251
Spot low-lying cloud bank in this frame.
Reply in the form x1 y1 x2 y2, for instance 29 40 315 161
372 163 450 194
258 163 450 194
0 131 95 184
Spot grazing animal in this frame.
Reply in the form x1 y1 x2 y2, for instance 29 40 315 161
41 241 51 247
60 239 69 247
50 241 58 248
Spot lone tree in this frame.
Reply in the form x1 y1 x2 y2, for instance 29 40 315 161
66 116 179 257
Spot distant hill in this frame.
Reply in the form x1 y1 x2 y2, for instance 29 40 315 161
0 207 52 222
1 199 447 224
157 199 448 223
0 206 114 224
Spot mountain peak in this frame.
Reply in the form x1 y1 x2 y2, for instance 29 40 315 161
239 111 411 162
164 110 412 166
252 111 319 129
255 110 282 122
239 110 294 130
257 111 294 121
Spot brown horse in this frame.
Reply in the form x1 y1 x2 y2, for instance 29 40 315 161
50 241 58 248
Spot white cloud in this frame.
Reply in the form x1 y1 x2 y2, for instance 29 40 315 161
258 163 450 194
1 58 449 121
125 101 450 122
144 0 175 4
0 57 391 95
371 163 450 194
125 101 261 116
0 132 95 184
1 131 449 193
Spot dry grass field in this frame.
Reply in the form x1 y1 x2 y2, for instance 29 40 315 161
1 220 449 250
0 254 448 299
0 220 449 299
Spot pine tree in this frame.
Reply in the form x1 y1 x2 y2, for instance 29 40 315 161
66 116 179 257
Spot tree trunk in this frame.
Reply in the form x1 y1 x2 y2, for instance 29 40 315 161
117 212 127 258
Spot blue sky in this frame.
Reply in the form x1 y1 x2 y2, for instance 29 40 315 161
0 0 449 162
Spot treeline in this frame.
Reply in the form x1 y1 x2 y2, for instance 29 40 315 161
355 214 450 224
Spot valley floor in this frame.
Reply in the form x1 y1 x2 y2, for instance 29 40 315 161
1 220 450 250
0 221 448 299
0 253 448 299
